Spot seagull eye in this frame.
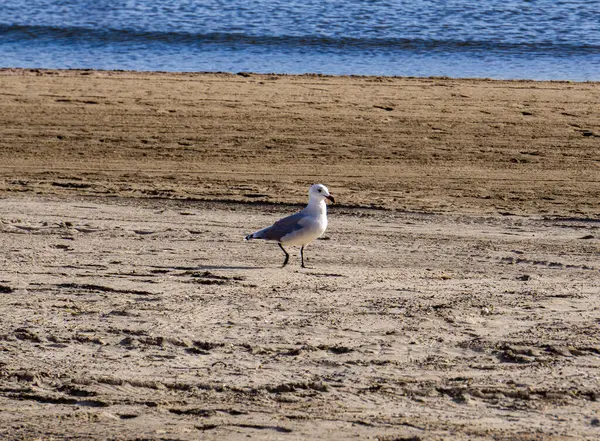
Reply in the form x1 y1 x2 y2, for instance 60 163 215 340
318 189 322 192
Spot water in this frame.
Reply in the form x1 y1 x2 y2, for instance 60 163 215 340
1 0 599 80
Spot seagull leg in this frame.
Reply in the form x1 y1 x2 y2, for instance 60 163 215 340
278 243 289 267
300 245 306 268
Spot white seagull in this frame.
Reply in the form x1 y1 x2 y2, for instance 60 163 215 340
245 184 335 267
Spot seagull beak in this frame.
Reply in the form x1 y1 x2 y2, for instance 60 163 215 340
326 194 335 203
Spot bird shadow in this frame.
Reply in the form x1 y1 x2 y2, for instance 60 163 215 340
297 270 347 277
149 265 266 271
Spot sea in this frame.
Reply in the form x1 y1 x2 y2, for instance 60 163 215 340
1 0 599 81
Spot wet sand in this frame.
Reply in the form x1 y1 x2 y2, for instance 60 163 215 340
1 69 599 440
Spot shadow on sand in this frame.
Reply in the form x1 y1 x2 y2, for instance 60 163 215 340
149 265 265 271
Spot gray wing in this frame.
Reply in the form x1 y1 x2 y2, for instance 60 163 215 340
253 211 308 241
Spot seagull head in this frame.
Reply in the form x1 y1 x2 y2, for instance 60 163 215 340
309 184 335 203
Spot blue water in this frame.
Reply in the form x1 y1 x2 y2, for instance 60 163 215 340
1 0 599 80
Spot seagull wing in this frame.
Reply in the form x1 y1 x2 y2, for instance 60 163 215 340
250 211 309 242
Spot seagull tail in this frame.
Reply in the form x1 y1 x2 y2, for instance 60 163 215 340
244 233 255 241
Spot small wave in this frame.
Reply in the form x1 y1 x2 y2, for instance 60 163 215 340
2 23 598 57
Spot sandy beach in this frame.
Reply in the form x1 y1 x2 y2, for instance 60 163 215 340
1 69 599 440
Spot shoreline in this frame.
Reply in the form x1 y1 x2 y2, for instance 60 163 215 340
2 66 599 84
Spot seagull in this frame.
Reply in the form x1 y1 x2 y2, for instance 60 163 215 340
245 184 335 268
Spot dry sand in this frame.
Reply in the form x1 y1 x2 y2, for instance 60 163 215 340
1 68 599 440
